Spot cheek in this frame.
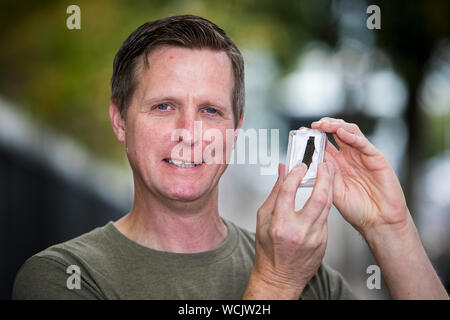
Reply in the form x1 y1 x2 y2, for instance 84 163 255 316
203 124 234 146
128 120 166 159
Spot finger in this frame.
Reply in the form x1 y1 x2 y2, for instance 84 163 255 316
323 152 346 208
336 127 378 156
308 122 342 155
332 132 350 151
312 117 344 126
312 118 364 137
316 122 357 151
298 162 332 223
323 152 342 184
316 161 335 225
274 163 308 214
311 117 337 130
325 138 339 156
260 163 286 214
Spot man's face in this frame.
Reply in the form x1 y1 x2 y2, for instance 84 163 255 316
117 46 239 203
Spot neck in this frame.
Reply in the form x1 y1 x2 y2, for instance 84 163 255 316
114 180 228 253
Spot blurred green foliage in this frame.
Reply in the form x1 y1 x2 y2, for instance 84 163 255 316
0 0 336 165
0 0 448 170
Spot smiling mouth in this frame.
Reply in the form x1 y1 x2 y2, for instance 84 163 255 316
163 158 202 168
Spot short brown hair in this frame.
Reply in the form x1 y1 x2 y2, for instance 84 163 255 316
110 15 245 126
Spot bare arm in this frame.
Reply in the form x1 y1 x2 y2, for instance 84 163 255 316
363 212 448 299
312 118 448 299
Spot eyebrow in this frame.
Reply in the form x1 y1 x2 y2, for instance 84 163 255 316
139 96 180 107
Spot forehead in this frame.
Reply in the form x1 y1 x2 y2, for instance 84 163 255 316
146 45 232 70
135 45 234 105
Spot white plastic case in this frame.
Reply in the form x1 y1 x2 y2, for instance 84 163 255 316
285 128 327 188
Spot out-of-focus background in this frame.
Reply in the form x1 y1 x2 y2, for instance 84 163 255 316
0 0 449 300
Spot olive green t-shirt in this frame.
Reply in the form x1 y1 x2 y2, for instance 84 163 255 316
12 219 357 300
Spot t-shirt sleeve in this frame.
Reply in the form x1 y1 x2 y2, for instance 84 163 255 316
12 255 104 300
300 263 358 300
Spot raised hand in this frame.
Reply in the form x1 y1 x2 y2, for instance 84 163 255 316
312 117 448 299
311 118 408 235
243 161 335 299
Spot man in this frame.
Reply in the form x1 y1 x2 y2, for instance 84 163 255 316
12 15 448 300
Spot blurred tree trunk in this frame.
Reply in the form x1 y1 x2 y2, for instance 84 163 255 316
373 0 449 217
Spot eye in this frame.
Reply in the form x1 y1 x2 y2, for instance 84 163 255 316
203 107 218 115
155 103 172 111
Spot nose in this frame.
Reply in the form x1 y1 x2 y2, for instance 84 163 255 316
176 107 202 146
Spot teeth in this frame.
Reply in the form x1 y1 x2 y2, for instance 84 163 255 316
167 159 200 168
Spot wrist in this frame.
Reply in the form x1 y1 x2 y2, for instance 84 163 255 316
243 269 305 300
361 209 415 249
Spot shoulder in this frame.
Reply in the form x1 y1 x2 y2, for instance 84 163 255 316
12 223 112 299
34 223 111 264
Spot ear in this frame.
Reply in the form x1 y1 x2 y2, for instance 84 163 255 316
109 101 126 142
